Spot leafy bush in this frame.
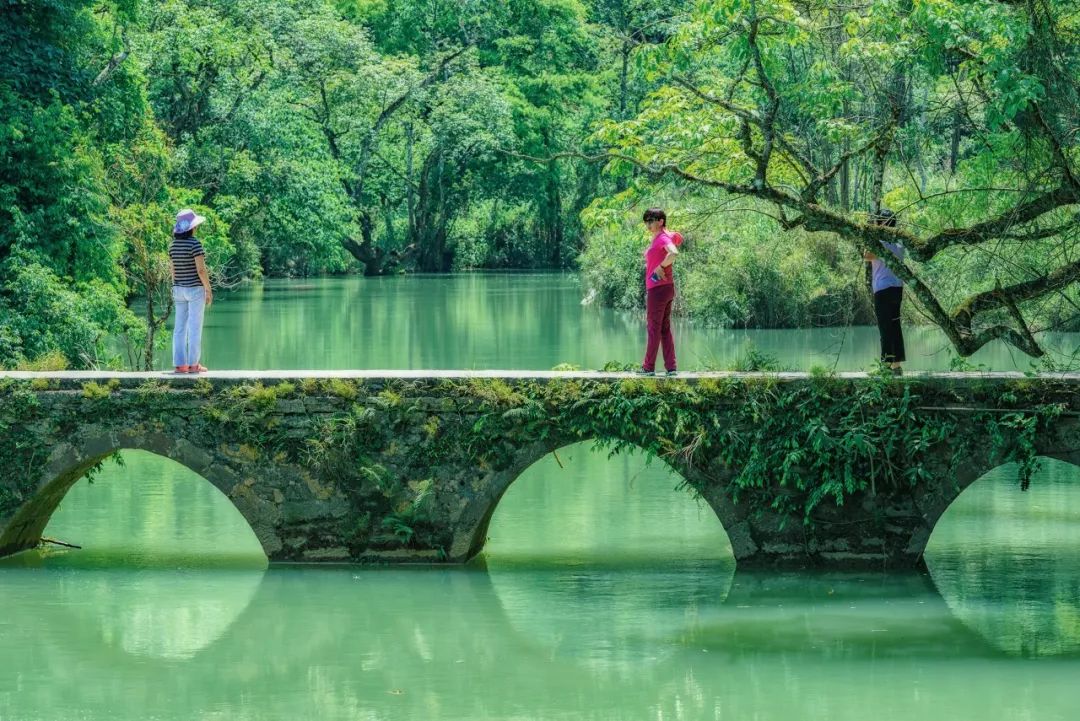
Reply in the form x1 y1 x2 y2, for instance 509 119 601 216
0 252 138 369
579 199 875 329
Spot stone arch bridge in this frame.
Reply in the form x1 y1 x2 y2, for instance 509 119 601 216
1 371 1077 569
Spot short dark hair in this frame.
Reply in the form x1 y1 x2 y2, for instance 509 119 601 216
643 208 666 224
872 208 897 228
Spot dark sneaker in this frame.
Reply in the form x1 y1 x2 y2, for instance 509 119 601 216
634 367 655 376
665 369 678 376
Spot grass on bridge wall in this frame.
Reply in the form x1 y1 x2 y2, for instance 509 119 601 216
0 373 1074 555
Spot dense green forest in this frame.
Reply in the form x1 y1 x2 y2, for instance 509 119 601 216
2 0 1078 369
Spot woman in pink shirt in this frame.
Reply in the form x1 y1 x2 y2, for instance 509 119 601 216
640 208 680 375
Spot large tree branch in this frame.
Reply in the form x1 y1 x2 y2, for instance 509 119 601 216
958 256 1080 320
354 45 470 199
964 324 1043 357
999 213 1080 241
918 183 1080 259
93 27 130 86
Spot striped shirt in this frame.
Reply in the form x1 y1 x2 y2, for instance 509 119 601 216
169 236 206 288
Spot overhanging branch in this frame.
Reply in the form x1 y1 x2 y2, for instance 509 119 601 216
513 148 1074 357
918 183 1080 259
959 256 1080 320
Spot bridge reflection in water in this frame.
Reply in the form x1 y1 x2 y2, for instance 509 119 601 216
926 457 1080 658
1 448 1079 720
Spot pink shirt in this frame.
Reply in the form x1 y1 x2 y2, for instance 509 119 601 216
644 231 677 289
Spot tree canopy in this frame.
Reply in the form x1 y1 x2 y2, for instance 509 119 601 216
1 0 1077 368
591 0 1080 357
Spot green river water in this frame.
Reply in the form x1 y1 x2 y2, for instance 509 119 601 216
2 274 1079 720
146 274 1076 371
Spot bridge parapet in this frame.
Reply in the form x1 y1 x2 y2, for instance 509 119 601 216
1 371 1077 568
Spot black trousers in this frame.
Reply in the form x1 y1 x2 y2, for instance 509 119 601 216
873 286 906 363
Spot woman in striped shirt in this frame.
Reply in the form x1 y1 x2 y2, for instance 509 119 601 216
168 209 213 373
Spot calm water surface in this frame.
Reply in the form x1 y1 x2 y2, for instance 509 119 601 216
2 448 1079 720
3 274 1079 720
148 274 1078 370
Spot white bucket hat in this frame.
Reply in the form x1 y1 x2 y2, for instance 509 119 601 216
173 208 206 234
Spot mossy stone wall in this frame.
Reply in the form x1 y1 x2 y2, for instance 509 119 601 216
1 373 1077 568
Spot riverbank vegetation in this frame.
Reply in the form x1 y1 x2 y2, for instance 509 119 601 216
580 202 877 328
2 0 1078 368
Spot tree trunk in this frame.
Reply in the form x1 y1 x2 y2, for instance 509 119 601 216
839 155 851 211
381 195 395 248
619 41 629 119
144 284 156 372
341 212 390 276
547 169 563 268
405 122 417 240
414 149 446 272
949 103 962 174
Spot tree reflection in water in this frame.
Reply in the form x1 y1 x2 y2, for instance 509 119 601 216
926 457 1080 658
483 441 736 671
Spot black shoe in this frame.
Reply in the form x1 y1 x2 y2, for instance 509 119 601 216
665 369 678 376
634 367 655 376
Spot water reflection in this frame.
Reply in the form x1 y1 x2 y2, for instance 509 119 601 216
5 566 1080 721
0 565 264 661
926 458 1080 657
0 450 268 662
4 435 1080 718
484 558 734 671
483 442 736 671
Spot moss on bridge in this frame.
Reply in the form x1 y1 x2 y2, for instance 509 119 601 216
1 372 1077 567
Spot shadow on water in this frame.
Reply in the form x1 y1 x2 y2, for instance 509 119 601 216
701 570 1001 660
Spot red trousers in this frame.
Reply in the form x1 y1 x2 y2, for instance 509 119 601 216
643 284 676 372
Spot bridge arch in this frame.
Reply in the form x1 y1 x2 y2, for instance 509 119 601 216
906 417 1080 563
2 372 1077 569
0 429 283 560
449 437 753 563
924 454 1080 551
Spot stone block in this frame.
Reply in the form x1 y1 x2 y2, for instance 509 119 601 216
277 399 306 414
173 438 212 474
281 500 335 523
78 432 117 460
302 546 351 561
